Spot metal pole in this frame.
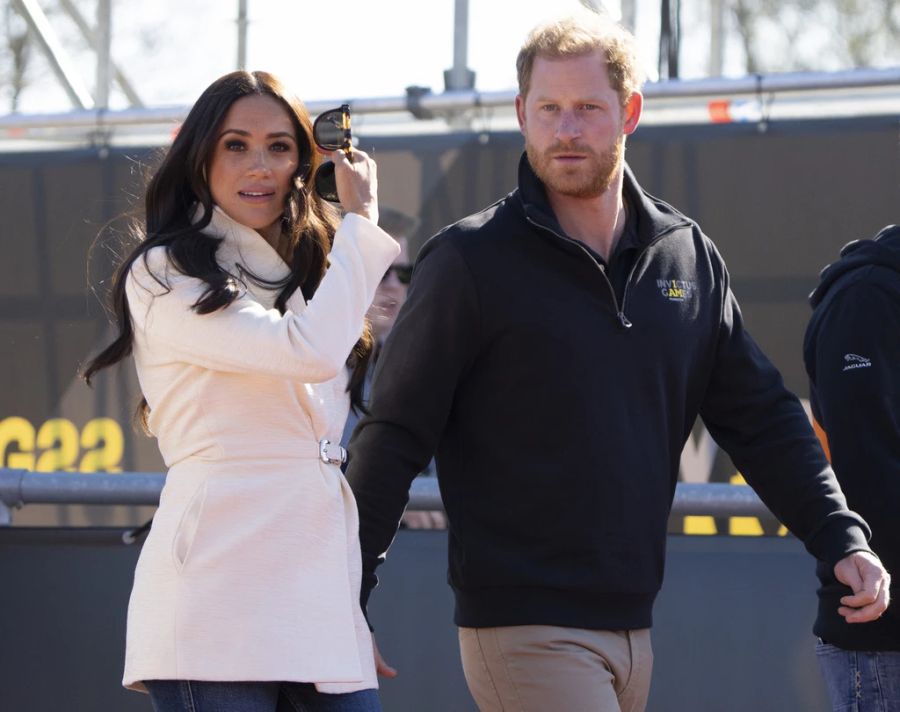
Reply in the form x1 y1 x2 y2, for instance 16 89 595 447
237 0 248 70
95 0 111 110
58 0 143 107
10 0 94 109
1 67 899 132
709 0 725 77
444 0 475 91
659 0 682 79
0 469 780 520
620 0 637 32
670 0 681 79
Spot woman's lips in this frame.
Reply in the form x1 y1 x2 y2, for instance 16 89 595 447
238 190 275 203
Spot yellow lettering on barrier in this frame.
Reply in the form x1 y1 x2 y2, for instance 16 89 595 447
1 416 125 473
0 416 36 470
35 418 80 472
79 418 124 472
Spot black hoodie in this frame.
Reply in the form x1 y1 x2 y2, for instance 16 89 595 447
347 155 871 632
804 224 900 650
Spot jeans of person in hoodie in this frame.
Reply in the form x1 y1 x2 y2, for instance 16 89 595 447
144 680 382 712
816 640 900 711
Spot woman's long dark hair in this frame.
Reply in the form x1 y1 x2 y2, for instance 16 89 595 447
83 71 373 425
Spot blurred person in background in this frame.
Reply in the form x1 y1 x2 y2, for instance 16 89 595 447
341 207 444 530
804 224 899 712
83 70 399 712
346 11 889 712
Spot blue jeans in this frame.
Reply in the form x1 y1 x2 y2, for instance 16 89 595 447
816 640 900 711
144 680 382 712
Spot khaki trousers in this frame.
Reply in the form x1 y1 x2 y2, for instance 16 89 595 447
459 625 653 712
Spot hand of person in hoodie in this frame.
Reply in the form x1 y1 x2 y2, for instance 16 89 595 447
834 551 891 623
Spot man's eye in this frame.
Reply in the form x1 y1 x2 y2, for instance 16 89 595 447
541 104 558 112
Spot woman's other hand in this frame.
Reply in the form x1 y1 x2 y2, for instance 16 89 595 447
372 634 397 678
330 148 379 224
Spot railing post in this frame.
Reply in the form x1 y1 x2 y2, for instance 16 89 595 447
0 469 27 526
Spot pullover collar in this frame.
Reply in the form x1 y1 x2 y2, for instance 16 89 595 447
514 152 688 248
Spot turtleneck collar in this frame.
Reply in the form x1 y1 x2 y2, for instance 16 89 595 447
196 204 292 288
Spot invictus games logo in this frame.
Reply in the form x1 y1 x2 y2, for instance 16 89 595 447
657 278 696 302
842 353 872 371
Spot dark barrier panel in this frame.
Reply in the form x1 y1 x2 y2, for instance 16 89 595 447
2 115 898 527
0 528 826 711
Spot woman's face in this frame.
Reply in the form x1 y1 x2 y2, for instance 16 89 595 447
207 94 300 247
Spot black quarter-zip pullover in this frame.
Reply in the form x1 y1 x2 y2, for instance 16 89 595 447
347 154 872 632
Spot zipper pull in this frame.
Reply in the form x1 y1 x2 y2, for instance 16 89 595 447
617 312 633 329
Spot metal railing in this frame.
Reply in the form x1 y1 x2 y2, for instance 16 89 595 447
1 66 899 135
0 468 777 527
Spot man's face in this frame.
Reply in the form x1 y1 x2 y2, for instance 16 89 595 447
515 50 641 199
368 236 411 343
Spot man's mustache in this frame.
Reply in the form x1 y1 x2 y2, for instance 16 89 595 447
544 142 598 157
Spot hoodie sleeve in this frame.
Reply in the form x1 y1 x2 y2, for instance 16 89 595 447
345 233 480 618
809 279 900 613
698 258 871 566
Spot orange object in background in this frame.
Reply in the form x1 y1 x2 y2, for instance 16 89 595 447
812 416 832 461
708 99 732 123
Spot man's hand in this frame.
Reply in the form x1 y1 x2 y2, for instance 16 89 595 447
834 551 891 623
373 634 398 678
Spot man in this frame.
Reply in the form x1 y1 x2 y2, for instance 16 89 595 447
347 12 890 711
804 224 899 711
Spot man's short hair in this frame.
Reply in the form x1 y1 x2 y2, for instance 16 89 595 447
516 10 644 106
378 207 420 240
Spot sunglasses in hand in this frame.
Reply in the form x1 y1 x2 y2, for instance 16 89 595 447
312 104 352 203
382 264 413 285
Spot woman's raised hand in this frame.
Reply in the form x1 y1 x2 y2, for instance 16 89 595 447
330 148 379 225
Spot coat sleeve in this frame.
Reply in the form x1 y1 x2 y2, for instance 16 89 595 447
345 234 480 616
126 213 399 382
698 257 871 566
809 280 900 614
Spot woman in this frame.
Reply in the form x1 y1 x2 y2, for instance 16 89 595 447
83 71 399 711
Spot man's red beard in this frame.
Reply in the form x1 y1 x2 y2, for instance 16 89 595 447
526 135 624 199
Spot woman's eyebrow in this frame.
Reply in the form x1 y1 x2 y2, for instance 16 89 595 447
218 128 296 140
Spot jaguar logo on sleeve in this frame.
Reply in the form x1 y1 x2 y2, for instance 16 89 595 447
842 353 872 371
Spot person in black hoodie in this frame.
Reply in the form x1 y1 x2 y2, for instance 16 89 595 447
346 11 890 711
804 224 900 711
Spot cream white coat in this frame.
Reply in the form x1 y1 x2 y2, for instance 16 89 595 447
122 207 399 693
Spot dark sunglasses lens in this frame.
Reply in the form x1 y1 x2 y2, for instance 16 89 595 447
313 108 350 151
395 265 413 284
383 265 413 285
314 162 339 202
